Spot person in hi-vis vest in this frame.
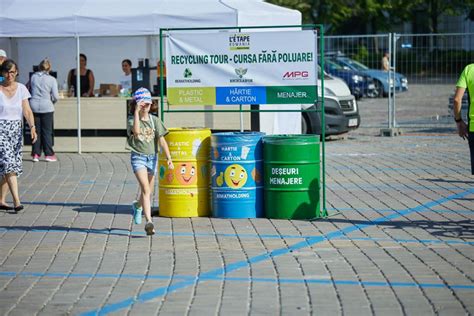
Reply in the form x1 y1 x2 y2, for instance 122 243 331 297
453 63 474 175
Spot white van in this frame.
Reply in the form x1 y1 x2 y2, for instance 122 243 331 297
302 71 360 135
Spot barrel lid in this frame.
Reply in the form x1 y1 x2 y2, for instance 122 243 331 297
263 134 319 144
168 127 211 132
212 131 265 137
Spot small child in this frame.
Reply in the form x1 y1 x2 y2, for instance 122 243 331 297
127 87 173 235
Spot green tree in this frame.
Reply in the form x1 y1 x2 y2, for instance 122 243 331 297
265 0 313 24
418 0 473 33
266 0 394 34
266 0 353 33
388 0 474 33
266 0 474 34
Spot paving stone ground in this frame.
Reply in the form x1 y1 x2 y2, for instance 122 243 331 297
0 133 472 315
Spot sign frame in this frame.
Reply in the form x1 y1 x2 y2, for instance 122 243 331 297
158 24 328 217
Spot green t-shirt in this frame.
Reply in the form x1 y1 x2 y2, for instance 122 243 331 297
456 63 474 132
126 115 168 154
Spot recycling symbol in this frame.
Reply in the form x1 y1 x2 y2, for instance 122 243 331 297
184 68 192 78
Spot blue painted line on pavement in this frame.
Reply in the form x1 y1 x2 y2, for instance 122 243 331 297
22 201 88 207
0 271 172 280
1 226 472 246
329 207 473 214
18 201 137 208
222 276 474 289
1 271 472 290
78 180 137 186
337 236 473 245
329 165 469 173
79 180 96 185
82 188 474 315
327 184 472 192
0 226 307 240
16 200 472 215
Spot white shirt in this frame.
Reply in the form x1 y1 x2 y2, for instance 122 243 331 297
119 73 132 92
0 83 31 120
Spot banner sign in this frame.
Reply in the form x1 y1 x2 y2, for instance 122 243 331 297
166 30 317 106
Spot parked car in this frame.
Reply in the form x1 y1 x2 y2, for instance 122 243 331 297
328 55 408 98
448 91 469 120
322 59 377 99
302 71 360 135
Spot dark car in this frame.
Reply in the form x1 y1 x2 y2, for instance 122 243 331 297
322 59 377 99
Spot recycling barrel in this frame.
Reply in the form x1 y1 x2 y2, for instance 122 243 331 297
211 132 264 218
159 128 211 217
263 135 320 219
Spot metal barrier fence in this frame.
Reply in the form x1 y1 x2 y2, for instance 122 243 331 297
326 33 473 132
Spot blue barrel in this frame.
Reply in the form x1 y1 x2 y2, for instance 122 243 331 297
211 132 264 218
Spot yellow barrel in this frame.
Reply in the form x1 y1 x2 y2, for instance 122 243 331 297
158 127 211 217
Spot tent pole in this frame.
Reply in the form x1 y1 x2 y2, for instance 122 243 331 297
76 36 82 154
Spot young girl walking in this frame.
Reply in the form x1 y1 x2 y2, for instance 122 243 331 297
127 87 173 235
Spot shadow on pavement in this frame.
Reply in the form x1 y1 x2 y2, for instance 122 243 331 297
324 218 473 240
421 178 474 184
0 225 146 238
409 127 456 134
18 201 133 215
72 204 131 214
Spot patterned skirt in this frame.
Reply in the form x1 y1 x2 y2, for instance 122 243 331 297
0 120 23 177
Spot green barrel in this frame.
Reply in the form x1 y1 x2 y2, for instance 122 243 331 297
263 135 320 219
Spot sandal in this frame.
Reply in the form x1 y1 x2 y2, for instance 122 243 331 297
14 205 24 213
0 204 13 211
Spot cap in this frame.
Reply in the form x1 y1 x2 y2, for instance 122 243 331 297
0 49 7 58
133 87 152 104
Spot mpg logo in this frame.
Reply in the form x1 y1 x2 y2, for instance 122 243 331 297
282 71 310 80
229 34 250 50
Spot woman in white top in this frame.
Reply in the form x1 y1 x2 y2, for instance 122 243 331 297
29 58 59 162
0 59 37 212
119 59 132 95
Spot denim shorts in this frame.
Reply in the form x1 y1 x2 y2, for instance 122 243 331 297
130 152 158 175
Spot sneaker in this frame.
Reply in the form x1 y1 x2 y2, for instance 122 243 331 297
132 200 142 225
32 154 40 162
145 221 155 236
45 155 57 162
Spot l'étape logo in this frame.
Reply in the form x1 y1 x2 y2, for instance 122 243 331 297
229 33 250 50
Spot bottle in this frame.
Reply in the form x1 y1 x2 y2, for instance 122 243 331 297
137 69 143 81
69 85 75 97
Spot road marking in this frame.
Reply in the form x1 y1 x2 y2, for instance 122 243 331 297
81 188 474 315
1 272 472 290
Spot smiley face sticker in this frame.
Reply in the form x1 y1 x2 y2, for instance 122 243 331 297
175 162 197 185
224 164 248 189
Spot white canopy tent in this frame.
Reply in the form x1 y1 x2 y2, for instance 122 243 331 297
1 0 238 37
0 0 302 151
